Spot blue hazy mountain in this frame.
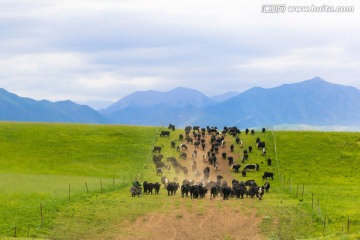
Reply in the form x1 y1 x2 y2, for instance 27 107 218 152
103 77 360 127
0 88 109 123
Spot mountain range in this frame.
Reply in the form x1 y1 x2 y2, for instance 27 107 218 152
1 77 360 128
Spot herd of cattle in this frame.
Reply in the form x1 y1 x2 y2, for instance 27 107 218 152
139 125 274 200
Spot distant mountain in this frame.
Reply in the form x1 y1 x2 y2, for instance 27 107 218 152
103 77 360 128
101 87 217 115
211 91 240 103
0 88 109 123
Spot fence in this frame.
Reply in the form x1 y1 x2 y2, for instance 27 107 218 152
271 131 353 236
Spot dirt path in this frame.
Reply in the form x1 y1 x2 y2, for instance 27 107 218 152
118 131 264 240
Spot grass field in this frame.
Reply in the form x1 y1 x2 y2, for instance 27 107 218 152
0 122 359 239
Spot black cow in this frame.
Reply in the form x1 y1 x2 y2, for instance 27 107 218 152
171 141 176 148
179 152 187 160
256 186 265 200
167 182 179 196
230 144 234 152
267 158 272 166
227 156 234 166
248 146 253 153
262 172 274 180
232 164 241 173
246 185 257 198
143 181 155 195
243 163 259 171
210 185 220 199
203 166 210 179
236 136 240 144
264 182 271 192
222 152 227 159
160 131 170 137
257 141 265 149
154 182 161 194
194 141 200 148
181 184 191 197
186 137 193 144
179 134 184 141
222 186 232 200
241 170 247 177
245 180 257 187
156 167 163 176
233 185 246 199
262 127 266 133
153 146 162 153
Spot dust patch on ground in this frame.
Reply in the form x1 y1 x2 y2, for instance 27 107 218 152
119 198 264 240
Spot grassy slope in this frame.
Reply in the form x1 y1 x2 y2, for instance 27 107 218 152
0 122 158 238
1 123 359 239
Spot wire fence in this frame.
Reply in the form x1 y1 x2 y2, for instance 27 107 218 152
271 131 353 236
0 126 163 238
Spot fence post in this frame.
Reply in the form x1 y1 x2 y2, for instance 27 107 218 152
40 203 44 226
312 193 314 210
296 184 299 198
302 184 304 200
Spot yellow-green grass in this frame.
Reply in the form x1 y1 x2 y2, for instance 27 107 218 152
0 122 158 238
1 122 360 239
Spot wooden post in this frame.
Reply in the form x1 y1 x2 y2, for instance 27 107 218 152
296 184 299 198
40 203 44 226
302 184 304 200
312 193 314 210
68 184 71 203
85 182 89 193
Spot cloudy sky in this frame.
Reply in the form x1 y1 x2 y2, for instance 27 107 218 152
1 0 359 108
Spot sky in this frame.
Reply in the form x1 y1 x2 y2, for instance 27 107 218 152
1 0 360 108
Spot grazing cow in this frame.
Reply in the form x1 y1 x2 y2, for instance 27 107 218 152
230 144 234 152
194 141 200 148
248 146 253 153
264 182 271 192
233 185 246 199
262 127 266 133
203 167 210 179
156 167 163 176
177 144 187 151
201 143 206 151
186 137 193 144
251 129 255 135
245 180 257 187
181 184 191 197
243 164 259 171
161 176 169 188
227 156 234 166
152 146 162 153
267 158 272 166
168 124 175 131
245 128 249 135
171 141 176 148
167 182 180 196
246 185 257 198
256 186 265 200
232 164 241 173
262 172 274 180
143 181 155 195
154 182 161 194
222 186 232 200
210 185 220 199
241 170 247 177
236 136 240 144
179 134 184 141
257 141 265 149
179 152 187 160
160 130 170 137
222 152 227 159
256 137 261 144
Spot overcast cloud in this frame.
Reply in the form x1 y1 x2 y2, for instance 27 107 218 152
1 0 360 107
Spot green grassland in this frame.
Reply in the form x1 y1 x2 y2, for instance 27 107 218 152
0 122 359 239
